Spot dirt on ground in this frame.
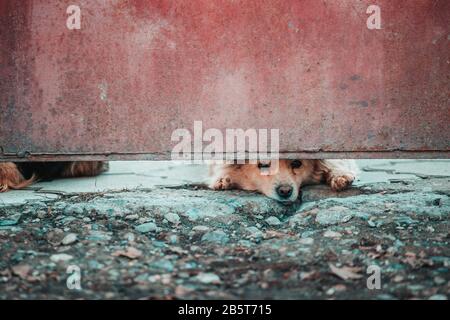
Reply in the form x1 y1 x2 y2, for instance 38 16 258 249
0 177 449 299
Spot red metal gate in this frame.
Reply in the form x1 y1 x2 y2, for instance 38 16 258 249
0 0 449 160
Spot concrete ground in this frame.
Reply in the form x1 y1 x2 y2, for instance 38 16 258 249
0 160 449 299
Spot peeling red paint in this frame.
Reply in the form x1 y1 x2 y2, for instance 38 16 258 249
0 0 449 160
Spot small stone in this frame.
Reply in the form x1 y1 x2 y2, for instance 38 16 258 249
61 216 77 225
50 253 73 263
125 232 135 242
112 247 142 260
326 288 335 295
316 206 353 226
299 237 314 245
201 230 229 244
195 272 221 284
192 226 210 232
167 234 178 244
135 222 158 233
289 213 312 227
341 215 353 223
0 214 22 227
323 230 342 238
175 285 194 297
61 233 78 245
301 231 316 238
246 227 264 239
46 229 65 245
165 212 180 224
12 264 31 279
265 216 281 226
37 211 47 219
150 260 174 272
125 214 139 221
433 276 446 285
87 230 112 242
185 208 200 221
64 205 84 215
86 260 103 270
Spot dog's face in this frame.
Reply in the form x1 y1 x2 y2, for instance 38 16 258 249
235 159 318 203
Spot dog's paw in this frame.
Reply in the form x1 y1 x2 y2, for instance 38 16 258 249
211 176 233 190
0 178 19 192
0 183 10 192
330 174 354 191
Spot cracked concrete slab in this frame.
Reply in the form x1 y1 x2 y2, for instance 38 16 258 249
0 191 59 207
0 160 449 299
0 159 447 209
358 160 450 178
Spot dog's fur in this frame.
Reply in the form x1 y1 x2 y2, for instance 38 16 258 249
209 160 358 202
0 161 108 192
1 159 357 202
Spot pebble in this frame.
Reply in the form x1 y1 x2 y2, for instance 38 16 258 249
50 253 74 263
46 229 65 245
368 220 377 228
192 226 210 232
201 230 229 244
168 234 178 244
246 227 264 239
289 213 312 227
61 233 78 245
301 231 316 238
298 237 314 245
323 230 342 238
165 212 181 224
150 260 174 272
60 216 76 225
12 264 31 279
0 214 22 227
185 208 200 221
195 272 221 284
36 211 47 219
64 205 84 215
433 276 446 285
88 260 104 270
315 206 353 226
113 247 142 260
125 214 139 221
87 230 112 241
135 222 158 233
265 216 281 226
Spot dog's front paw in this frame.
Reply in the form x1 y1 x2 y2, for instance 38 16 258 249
330 174 354 191
210 176 233 190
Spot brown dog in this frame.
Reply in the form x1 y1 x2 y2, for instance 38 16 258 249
0 161 108 192
209 160 358 202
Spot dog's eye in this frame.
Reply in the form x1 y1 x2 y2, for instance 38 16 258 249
291 160 302 169
258 161 271 169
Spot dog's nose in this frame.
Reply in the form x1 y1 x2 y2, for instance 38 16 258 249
276 185 293 198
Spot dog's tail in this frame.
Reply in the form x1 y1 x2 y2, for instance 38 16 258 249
4 174 37 191
0 162 37 192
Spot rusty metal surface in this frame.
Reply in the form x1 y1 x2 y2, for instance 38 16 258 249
0 0 449 160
